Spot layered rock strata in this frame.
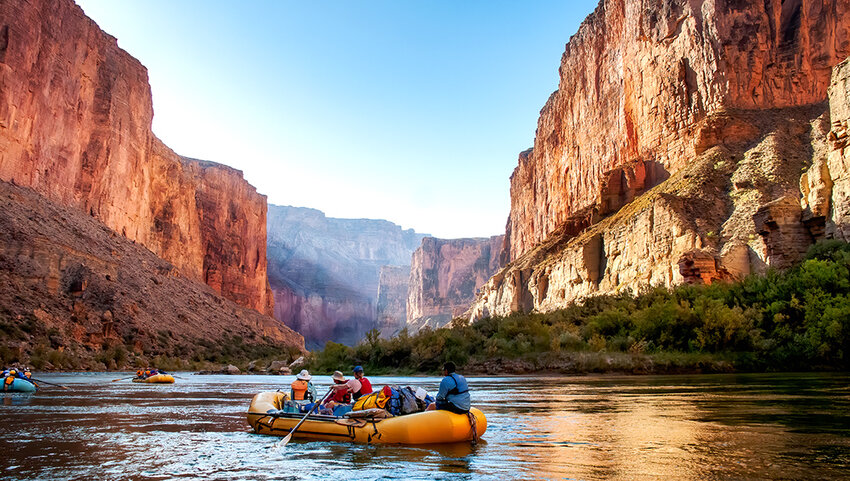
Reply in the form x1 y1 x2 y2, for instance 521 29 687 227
376 266 410 338
470 0 850 321
802 56 850 242
267 205 426 347
0 0 272 315
0 180 303 367
408 236 503 330
508 0 850 262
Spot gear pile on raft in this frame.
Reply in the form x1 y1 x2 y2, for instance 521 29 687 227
247 362 487 445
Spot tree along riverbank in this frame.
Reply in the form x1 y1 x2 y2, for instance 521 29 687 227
306 240 850 376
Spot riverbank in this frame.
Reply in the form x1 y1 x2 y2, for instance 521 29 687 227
306 241 850 377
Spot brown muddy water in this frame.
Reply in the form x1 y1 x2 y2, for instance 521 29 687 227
1 372 849 480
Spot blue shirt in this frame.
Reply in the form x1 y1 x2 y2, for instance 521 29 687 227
436 373 470 411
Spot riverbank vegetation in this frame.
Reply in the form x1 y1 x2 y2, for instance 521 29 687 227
307 240 850 375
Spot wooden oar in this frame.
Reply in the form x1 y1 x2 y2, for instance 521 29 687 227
277 387 334 448
111 376 135 382
29 378 70 390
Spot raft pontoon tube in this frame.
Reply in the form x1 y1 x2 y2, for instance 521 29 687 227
247 391 486 444
132 374 175 384
3 378 37 393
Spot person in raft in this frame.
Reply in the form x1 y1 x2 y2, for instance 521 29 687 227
427 362 470 414
325 370 359 409
290 369 318 402
351 365 373 401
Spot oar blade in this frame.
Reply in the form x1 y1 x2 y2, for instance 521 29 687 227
278 432 293 448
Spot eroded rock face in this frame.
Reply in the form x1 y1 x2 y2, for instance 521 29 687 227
508 0 850 262
267 205 426 347
822 57 850 240
376 266 410 338
408 236 503 330
471 1 850 322
0 0 272 315
0 180 303 367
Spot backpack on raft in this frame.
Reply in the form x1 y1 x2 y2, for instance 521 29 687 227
398 387 420 415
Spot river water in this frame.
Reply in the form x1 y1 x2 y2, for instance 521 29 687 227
1 372 849 480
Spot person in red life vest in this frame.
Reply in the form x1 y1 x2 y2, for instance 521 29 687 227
351 365 372 401
325 370 359 410
290 370 318 401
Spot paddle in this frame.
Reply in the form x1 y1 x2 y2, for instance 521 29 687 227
111 376 135 382
277 387 334 448
29 378 70 390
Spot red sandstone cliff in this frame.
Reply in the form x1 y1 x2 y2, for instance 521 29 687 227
408 236 503 330
508 0 850 261
471 0 850 320
0 0 272 315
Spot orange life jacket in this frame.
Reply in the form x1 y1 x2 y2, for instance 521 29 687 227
291 379 310 400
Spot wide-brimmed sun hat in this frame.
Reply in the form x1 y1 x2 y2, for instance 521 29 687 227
332 371 346 382
296 369 312 381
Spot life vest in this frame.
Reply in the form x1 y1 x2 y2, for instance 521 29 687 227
446 374 468 395
358 377 373 395
331 385 351 404
290 379 311 400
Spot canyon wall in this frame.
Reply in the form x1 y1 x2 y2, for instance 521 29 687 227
408 236 503 330
267 205 426 347
376 265 410 338
0 180 303 368
470 0 850 320
508 0 850 261
0 0 272 315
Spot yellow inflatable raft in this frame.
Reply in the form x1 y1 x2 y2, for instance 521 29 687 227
132 374 175 384
247 391 486 444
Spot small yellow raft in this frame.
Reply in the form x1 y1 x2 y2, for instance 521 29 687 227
132 374 175 384
247 391 486 444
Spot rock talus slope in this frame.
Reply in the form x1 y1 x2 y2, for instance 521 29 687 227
470 0 850 321
0 0 272 315
0 180 303 367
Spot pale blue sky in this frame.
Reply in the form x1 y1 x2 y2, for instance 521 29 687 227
75 0 598 238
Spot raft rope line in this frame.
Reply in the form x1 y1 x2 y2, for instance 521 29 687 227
467 412 478 446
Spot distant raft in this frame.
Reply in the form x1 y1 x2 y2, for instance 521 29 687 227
247 391 486 444
3 378 37 393
132 374 175 384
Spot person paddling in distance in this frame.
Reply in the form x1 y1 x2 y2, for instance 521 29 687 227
351 365 373 401
426 361 470 414
290 370 318 402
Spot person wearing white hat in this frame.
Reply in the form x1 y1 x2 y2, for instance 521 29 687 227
290 369 318 401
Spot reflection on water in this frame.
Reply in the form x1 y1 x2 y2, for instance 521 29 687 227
1 372 849 480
